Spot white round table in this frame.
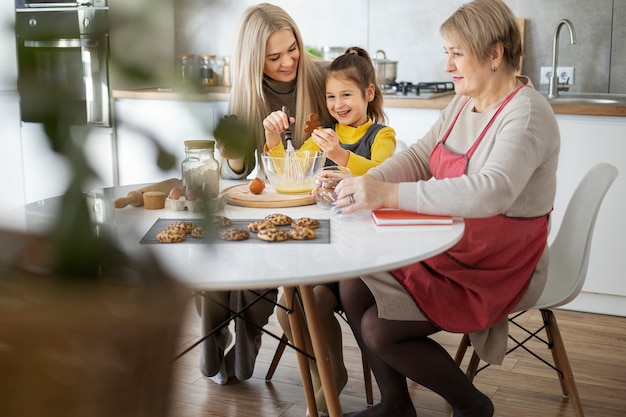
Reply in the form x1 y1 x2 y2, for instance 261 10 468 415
2 181 465 417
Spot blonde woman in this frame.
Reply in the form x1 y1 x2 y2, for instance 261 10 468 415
197 3 330 389
217 2 331 179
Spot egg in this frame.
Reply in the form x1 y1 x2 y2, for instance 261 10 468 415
185 187 199 201
249 178 265 195
168 186 185 200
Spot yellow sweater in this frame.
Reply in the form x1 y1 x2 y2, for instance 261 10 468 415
267 119 396 175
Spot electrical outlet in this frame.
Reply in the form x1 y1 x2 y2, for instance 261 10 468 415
539 66 575 85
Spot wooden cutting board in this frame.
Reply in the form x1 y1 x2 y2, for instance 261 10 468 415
223 183 315 208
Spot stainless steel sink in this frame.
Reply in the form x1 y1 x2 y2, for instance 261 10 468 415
543 92 626 105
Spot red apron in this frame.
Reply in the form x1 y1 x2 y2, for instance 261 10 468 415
391 84 549 333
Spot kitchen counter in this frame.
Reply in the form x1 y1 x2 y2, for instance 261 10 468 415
383 95 626 117
111 87 626 117
112 86 230 102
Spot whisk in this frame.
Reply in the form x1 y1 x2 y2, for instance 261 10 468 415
282 106 304 183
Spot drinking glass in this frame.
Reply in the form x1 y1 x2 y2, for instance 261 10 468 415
313 166 352 209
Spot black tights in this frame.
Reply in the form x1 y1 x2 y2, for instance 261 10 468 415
340 278 493 417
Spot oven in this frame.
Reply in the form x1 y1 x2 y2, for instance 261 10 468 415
15 0 110 126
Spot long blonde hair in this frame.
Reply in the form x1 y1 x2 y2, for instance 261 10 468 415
229 3 330 167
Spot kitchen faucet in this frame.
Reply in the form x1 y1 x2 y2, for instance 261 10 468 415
548 19 577 99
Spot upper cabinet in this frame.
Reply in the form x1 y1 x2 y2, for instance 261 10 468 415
108 0 175 90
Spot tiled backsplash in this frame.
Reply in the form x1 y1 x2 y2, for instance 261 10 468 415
176 0 625 94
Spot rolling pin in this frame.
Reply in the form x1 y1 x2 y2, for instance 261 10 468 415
113 178 182 208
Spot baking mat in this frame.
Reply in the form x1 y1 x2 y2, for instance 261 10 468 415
140 218 330 244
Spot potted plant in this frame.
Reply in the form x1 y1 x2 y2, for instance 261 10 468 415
0 10 189 417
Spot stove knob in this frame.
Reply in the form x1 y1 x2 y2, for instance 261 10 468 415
28 18 37 27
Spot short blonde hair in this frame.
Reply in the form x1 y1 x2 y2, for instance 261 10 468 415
440 0 522 73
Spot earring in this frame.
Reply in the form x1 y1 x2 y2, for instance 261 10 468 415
492 66 498 72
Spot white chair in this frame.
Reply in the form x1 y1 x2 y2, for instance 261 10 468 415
395 139 408 153
454 162 619 417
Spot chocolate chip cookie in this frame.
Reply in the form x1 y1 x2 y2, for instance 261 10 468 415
156 229 187 243
211 215 232 227
264 213 292 226
248 220 274 233
257 226 289 242
291 217 320 229
219 228 250 241
191 226 205 238
167 221 196 234
288 227 317 240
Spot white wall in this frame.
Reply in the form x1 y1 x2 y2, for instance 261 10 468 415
0 0 17 92
177 0 624 94
0 0 24 213
176 0 369 63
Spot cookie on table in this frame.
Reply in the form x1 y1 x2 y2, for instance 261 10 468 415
191 226 205 238
167 221 196 234
257 226 289 242
156 229 187 243
264 213 292 226
291 217 320 229
211 215 232 227
248 220 274 233
219 228 250 241
288 227 317 240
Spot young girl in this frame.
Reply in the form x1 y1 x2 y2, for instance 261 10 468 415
263 46 396 175
263 47 396 416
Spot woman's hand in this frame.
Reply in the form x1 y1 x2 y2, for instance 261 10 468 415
263 109 294 149
333 174 399 214
311 128 349 166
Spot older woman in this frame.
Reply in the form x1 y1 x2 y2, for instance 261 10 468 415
334 0 560 416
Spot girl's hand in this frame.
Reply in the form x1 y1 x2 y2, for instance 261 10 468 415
333 175 399 214
311 128 349 166
263 109 294 149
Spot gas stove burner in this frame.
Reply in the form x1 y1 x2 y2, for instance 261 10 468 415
415 82 455 95
383 81 455 99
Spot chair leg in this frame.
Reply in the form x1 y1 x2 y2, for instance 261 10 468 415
540 309 585 417
465 351 480 382
361 352 374 406
265 333 289 381
454 334 471 366
454 334 479 381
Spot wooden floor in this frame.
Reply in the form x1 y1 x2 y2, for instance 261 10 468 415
168 296 626 417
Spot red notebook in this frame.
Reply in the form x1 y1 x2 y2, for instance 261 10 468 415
371 209 453 226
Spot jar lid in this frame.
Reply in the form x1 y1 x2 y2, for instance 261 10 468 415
184 139 215 149
199 54 216 59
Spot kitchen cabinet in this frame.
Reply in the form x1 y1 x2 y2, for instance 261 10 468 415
114 98 227 185
549 115 626 316
21 123 73 203
0 94 25 213
21 123 115 204
384 106 441 148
